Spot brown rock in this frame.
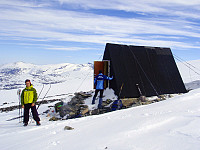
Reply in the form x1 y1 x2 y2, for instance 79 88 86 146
81 107 89 115
121 98 138 107
64 126 74 130
49 116 60 121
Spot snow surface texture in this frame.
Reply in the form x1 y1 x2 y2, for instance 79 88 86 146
0 60 200 150
1 88 200 150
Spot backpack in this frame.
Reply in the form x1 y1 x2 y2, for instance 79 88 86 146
55 101 64 113
111 100 123 111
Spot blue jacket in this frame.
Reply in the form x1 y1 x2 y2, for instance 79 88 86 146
94 73 113 90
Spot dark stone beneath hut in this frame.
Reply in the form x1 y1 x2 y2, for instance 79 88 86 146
58 92 92 118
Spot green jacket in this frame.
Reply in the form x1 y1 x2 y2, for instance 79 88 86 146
21 85 37 105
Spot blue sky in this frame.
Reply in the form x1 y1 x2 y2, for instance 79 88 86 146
0 0 200 65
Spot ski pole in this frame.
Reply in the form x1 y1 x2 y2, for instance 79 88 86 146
37 84 44 100
118 83 124 99
37 84 51 110
136 84 143 96
17 89 21 123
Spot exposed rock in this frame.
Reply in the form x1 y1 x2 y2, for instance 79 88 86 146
154 98 161 102
49 116 60 121
89 107 111 115
138 96 147 102
102 99 113 107
0 99 62 113
99 107 112 114
121 98 138 108
80 105 89 115
58 92 91 118
159 95 167 100
54 91 173 120
141 101 153 105
90 109 99 115
64 126 74 130
78 92 92 98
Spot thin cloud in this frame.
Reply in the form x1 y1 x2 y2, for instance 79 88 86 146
0 0 199 52
46 47 99 51
58 0 200 16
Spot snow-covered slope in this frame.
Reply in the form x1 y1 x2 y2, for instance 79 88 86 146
0 60 200 150
1 87 200 150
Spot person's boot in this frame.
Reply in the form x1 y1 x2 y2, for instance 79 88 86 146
23 123 28 126
98 98 103 109
92 97 96 104
36 121 41 126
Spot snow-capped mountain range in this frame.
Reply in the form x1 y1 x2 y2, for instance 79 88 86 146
0 62 93 90
1 60 200 91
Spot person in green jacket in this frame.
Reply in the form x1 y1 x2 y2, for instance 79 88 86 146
21 79 40 126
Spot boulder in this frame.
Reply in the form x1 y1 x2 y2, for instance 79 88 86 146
49 116 60 121
78 92 92 98
138 96 147 102
90 109 99 115
64 126 74 130
102 99 113 107
57 92 92 118
159 95 167 100
121 98 138 108
141 101 153 105
59 105 79 118
80 105 89 115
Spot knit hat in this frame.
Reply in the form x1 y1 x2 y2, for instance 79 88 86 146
25 79 31 83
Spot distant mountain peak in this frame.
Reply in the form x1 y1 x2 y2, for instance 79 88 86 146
0 61 93 90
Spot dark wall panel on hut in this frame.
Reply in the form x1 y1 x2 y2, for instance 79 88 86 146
103 43 187 98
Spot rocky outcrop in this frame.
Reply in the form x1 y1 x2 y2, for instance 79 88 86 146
58 92 92 119
122 95 169 108
51 92 174 121
0 99 61 113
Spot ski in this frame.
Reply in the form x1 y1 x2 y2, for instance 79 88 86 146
6 115 23 121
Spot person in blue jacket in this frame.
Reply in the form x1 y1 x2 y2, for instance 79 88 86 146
92 70 113 109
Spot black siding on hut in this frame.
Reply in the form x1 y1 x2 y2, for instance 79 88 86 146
103 43 187 98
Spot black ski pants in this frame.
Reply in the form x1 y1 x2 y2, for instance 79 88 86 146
24 103 40 123
93 89 104 99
